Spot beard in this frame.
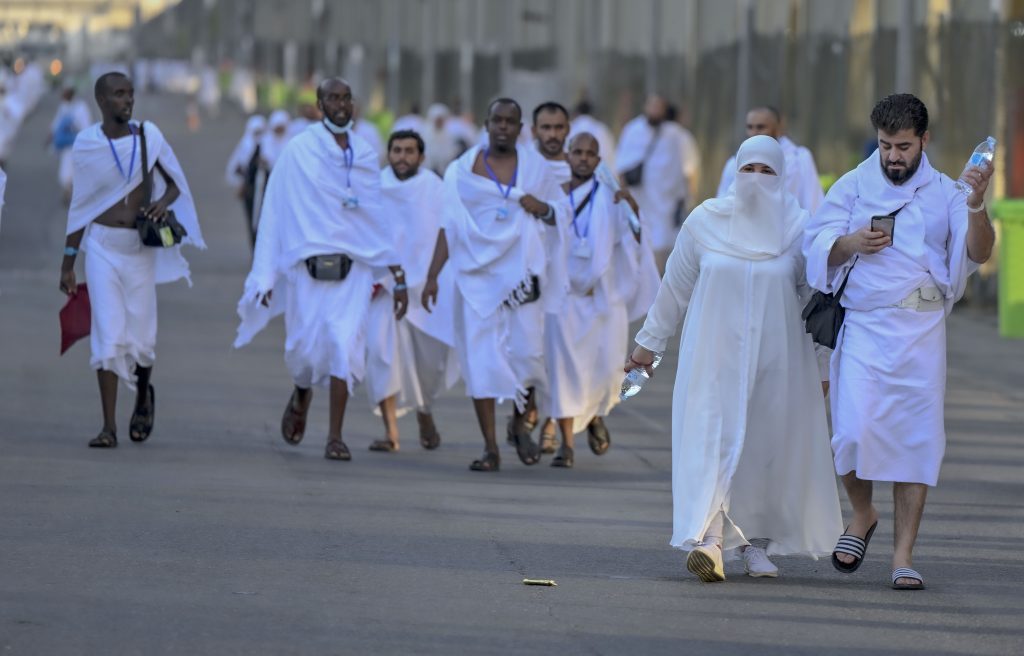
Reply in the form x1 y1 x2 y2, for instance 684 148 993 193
881 149 923 184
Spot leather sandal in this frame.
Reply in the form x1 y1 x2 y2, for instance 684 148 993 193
88 429 117 448
324 439 351 461
129 385 155 442
550 446 574 468
469 451 500 472
281 388 309 445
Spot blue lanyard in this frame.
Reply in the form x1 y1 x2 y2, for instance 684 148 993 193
483 149 517 199
342 144 354 188
569 180 598 239
106 124 137 184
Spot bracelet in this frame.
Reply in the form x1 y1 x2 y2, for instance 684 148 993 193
967 200 986 214
394 283 408 292
64 246 79 257
540 205 554 221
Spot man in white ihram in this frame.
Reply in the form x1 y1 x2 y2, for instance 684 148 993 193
804 93 994 590
234 78 409 461
363 129 458 452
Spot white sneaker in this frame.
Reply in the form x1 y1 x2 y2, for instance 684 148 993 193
743 545 779 578
686 543 725 582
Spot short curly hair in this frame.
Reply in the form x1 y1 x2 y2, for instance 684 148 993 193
870 93 929 137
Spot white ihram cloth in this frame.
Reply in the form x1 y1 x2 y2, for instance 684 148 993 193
442 144 565 403
804 150 977 486
636 135 841 558
616 117 693 252
66 121 204 386
569 115 616 171
354 120 384 162
718 136 824 214
234 124 398 388
364 167 459 411
259 110 291 172
546 178 660 431
225 115 265 188
51 98 92 189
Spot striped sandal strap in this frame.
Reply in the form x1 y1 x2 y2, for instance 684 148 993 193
834 535 867 559
891 568 923 585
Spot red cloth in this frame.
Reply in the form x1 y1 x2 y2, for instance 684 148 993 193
59 283 90 355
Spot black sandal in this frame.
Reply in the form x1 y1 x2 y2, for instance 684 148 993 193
89 430 117 448
587 417 611 456
324 439 352 461
469 451 500 472
550 446 574 468
129 385 155 442
281 389 309 445
506 414 537 445
831 520 878 573
419 429 441 450
511 429 540 466
368 439 399 453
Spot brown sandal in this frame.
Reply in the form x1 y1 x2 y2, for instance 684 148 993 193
324 439 351 461
281 388 309 445
368 439 399 453
88 429 117 448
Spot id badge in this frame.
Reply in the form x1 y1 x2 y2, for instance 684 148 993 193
571 239 592 259
342 188 360 209
496 205 510 220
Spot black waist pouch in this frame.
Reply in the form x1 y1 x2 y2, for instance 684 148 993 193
305 254 352 281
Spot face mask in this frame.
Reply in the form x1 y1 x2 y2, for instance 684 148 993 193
323 116 353 134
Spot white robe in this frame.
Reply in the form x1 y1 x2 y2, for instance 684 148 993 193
803 151 977 486
66 121 205 285
225 116 264 189
718 136 824 214
354 120 384 163
65 121 204 386
234 124 398 389
615 117 694 252
546 179 659 431
635 203 841 558
441 144 565 404
364 167 459 411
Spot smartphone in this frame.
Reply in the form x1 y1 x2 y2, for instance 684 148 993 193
871 215 895 242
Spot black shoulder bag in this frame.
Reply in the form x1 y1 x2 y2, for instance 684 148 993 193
621 125 660 187
135 122 188 248
801 258 857 349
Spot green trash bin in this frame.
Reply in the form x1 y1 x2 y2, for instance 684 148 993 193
993 199 1024 338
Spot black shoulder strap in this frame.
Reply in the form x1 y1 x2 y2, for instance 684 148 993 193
834 256 857 301
572 185 598 218
138 121 153 205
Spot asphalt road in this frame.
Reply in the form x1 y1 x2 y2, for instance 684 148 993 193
1 91 1022 656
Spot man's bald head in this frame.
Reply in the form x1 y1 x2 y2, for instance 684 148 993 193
568 131 599 154
94 72 128 102
316 77 352 101
317 77 354 128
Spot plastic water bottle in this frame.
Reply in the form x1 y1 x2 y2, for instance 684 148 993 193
620 354 662 400
954 136 996 196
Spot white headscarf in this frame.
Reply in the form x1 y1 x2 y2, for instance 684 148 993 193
687 135 805 260
225 114 266 187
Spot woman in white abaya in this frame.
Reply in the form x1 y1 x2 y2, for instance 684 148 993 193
629 135 842 582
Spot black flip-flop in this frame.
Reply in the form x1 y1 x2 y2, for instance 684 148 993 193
587 417 611 455
831 520 878 573
129 385 155 442
88 430 117 448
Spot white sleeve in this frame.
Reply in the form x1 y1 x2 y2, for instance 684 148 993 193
634 225 700 353
803 172 857 293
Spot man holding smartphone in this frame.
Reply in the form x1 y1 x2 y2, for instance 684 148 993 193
803 94 994 590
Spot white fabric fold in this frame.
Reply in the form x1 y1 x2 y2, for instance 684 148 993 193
441 144 553 318
66 120 205 286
